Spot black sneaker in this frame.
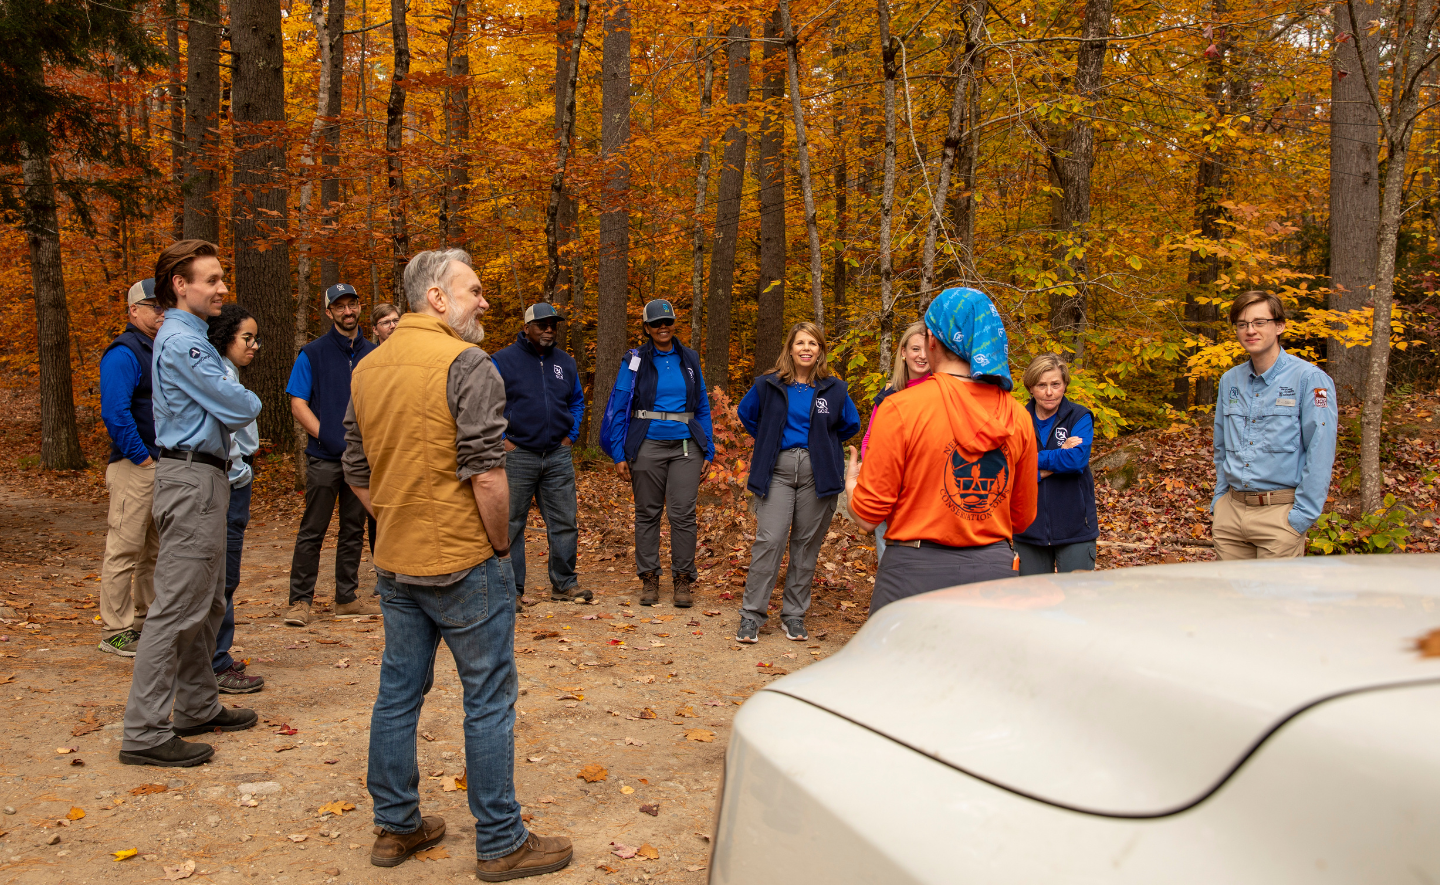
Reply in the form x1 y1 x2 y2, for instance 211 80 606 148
783 618 808 641
118 736 214 768
174 706 258 736
735 619 759 644
98 629 141 657
551 586 594 603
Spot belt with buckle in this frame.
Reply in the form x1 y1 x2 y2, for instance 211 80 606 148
634 410 694 422
1230 488 1295 507
159 448 231 472
888 539 963 551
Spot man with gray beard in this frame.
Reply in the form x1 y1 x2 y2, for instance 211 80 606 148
342 250 574 878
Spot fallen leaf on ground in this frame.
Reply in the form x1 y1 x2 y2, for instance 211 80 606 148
638 707 656 719
527 756 546 763
287 834 307 843
317 800 355 816
72 710 104 737
55 747 76 754
557 693 584 701
455 769 467 789
112 848 138 861
639 803 659 816
578 763 608 782
441 777 462 792
611 842 637 859
533 631 560 639
620 786 634 794
70 758 84 766
537 795 556 804
162 859 196 880
685 729 715 743
637 844 660 859
65 807 85 821
597 863 620 872
130 784 166 796
413 846 450 861
420 731 436 742
702 610 721 617
624 737 645 746
334 658 350 669
275 744 297 753
674 705 695 717
275 724 298 735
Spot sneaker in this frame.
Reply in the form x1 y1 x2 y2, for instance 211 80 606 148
550 586 593 603
284 602 312 626
174 706 259 736
639 571 660 606
371 815 446 868
735 619 759 644
98 629 141 657
476 832 573 881
783 618 808 641
215 664 265 694
118 736 214 768
672 574 694 608
336 598 382 618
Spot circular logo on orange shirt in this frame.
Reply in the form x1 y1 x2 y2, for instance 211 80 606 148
942 444 1010 521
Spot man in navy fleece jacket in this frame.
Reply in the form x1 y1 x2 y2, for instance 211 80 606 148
492 303 590 607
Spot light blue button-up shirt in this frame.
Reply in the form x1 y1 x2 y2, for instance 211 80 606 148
152 309 262 461
1212 349 1338 533
221 356 260 487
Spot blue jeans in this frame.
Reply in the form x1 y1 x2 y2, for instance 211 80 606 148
213 480 252 673
368 557 528 860
506 447 579 596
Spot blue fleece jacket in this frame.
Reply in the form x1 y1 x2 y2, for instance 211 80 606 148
738 374 860 499
287 325 376 461
492 333 585 452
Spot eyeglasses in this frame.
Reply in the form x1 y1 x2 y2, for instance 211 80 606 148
1234 319 1277 332
330 301 362 313
240 333 262 349
376 318 399 329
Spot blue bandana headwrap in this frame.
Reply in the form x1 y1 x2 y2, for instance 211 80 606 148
923 287 1013 391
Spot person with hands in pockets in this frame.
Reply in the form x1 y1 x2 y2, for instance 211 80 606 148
600 299 714 608
734 322 860 644
1211 290 1338 559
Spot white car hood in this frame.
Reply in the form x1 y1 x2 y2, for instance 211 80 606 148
766 555 1440 816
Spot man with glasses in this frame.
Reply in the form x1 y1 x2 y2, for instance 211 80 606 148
97 278 166 656
1211 290 1337 559
372 303 400 343
492 303 590 609
285 283 380 625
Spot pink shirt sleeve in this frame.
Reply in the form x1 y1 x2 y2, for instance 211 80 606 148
860 403 881 459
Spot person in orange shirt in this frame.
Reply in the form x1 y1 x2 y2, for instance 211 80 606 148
846 287 1038 615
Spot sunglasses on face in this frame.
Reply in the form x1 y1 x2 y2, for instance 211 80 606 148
533 320 559 331
647 319 675 328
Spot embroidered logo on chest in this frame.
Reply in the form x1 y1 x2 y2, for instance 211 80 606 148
814 398 831 415
1055 427 1068 443
553 365 564 380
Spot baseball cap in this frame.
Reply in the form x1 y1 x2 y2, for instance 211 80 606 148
325 283 359 307
643 299 677 324
524 302 565 324
127 278 156 306
923 286 1014 391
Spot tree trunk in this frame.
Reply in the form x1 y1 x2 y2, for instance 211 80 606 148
20 141 86 471
691 26 716 356
166 1 184 240
831 37 849 334
777 0 823 336
231 0 292 445
183 0 221 242
876 0 898 378
320 0 345 290
387 0 411 308
1046 0 1113 368
589 0 631 445
544 0 589 300
755 10 786 373
704 24 751 394
1328 0 1380 405
552 0 579 307
442 0 470 249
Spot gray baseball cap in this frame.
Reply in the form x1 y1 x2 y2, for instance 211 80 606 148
524 302 565 324
127 278 156 306
643 299 677 324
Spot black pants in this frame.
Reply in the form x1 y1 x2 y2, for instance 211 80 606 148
288 457 365 605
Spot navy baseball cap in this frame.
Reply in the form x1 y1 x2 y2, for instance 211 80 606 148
643 299 677 324
324 283 359 307
127 278 157 306
524 302 565 324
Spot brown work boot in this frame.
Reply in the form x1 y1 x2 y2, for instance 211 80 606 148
672 573 694 608
638 571 660 606
370 815 446 867
476 832 573 881
336 597 382 618
283 602 311 626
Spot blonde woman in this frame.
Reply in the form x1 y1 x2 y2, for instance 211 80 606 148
1014 354 1098 574
733 323 860 643
861 321 932 559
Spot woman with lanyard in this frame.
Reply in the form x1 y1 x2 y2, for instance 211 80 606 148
601 299 714 608
860 320 931 560
845 287 1038 615
205 304 265 694
733 323 859 643
1014 354 1098 574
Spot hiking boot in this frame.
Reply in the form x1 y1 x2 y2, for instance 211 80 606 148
283 602 312 626
638 571 660 606
515 595 524 613
336 597 382 618
98 629 141 657
783 617 808 641
735 618 759 644
118 736 213 768
174 705 258 736
476 832 573 881
550 586 593 604
215 664 264 694
672 574 694 608
370 815 446 868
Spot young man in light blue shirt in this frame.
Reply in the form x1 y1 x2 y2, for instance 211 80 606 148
1211 290 1338 559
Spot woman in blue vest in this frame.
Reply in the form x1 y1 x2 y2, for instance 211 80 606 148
733 322 860 643
1015 354 1099 574
601 299 714 608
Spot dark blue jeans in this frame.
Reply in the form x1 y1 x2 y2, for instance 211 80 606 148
505 446 579 596
368 557 528 860
213 480 252 673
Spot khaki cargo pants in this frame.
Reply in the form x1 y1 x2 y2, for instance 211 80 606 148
100 458 160 639
1212 493 1307 560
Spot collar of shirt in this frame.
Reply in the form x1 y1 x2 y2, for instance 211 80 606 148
1247 349 1291 385
162 307 210 337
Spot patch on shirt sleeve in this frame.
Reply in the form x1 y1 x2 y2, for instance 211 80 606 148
1313 387 1329 409
189 347 204 360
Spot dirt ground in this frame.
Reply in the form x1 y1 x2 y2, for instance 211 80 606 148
0 475 869 885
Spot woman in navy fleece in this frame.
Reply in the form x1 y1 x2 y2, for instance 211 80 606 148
1014 354 1099 574
733 323 860 644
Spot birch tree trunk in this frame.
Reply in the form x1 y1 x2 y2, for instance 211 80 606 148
691 26 716 354
756 10 786 372
544 0 589 301
386 0 411 308
876 0 899 378
705 24 752 394
183 0 220 242
590 0 631 444
777 0 824 335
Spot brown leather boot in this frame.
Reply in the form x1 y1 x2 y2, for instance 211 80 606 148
639 571 660 606
370 815 446 867
476 832 573 881
672 573 694 608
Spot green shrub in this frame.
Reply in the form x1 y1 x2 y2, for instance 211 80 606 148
1308 495 1414 554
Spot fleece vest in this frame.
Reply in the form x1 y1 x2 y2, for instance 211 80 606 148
349 314 493 576
105 326 157 464
623 340 709 462
745 374 851 499
1015 397 1099 546
301 325 376 461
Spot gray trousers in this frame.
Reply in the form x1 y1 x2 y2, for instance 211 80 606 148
869 540 1015 617
741 449 838 624
122 459 229 750
631 439 703 580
